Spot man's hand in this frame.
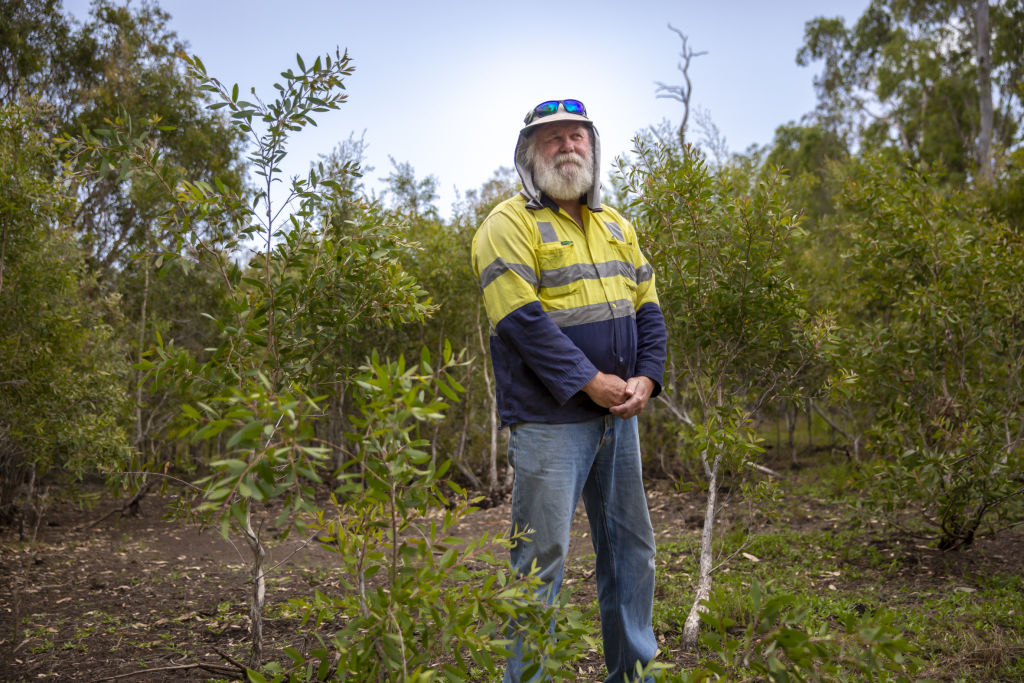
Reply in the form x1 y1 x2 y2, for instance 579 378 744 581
609 376 655 420
582 371 628 408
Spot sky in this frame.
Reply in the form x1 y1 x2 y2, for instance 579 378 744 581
62 0 870 218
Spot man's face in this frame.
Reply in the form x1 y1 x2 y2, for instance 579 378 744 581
528 121 593 202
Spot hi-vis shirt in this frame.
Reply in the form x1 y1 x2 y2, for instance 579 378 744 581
472 194 667 428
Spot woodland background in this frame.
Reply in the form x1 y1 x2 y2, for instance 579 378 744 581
1 1 1023 680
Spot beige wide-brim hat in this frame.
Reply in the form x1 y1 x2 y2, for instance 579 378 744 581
521 109 592 132
521 100 593 133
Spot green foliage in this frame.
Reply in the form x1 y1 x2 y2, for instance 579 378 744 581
0 0 73 103
654 457 1024 681
60 45 453 669
764 122 849 224
382 156 440 221
7 0 249 488
622 139 837 421
59 44 594 680
797 0 1023 181
249 349 592 681
617 132 845 648
681 581 922 682
618 137 842 482
377 166 520 492
0 100 131 511
4 0 247 272
826 154 1024 549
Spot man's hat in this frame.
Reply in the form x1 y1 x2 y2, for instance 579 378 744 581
521 99 591 132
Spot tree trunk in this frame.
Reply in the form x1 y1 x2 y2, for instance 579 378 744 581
453 409 484 490
682 448 720 648
134 251 150 453
242 503 266 669
806 399 813 450
786 401 797 462
0 216 8 297
975 0 994 182
476 303 500 492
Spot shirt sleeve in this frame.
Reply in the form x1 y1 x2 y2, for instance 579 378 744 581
472 209 598 404
622 215 667 396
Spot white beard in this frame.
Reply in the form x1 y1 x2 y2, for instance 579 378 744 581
532 150 593 202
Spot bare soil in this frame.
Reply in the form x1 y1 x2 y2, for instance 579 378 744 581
1 473 1021 682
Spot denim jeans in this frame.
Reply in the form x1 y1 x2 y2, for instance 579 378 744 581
504 415 657 683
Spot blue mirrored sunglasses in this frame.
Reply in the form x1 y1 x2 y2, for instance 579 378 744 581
524 99 587 125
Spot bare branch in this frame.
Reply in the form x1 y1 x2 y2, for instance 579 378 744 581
654 23 707 147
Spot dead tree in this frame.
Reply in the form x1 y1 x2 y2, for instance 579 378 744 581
654 23 708 147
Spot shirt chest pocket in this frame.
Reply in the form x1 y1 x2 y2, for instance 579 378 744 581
608 241 638 297
536 243 582 296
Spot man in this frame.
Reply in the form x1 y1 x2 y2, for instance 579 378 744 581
471 99 667 682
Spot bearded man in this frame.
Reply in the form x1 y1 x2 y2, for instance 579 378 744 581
471 100 667 682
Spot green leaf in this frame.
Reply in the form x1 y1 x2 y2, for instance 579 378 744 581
227 420 264 449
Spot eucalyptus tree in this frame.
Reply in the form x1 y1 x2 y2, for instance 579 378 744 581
824 154 1024 550
798 0 1023 183
0 101 131 534
3 0 247 474
619 137 841 647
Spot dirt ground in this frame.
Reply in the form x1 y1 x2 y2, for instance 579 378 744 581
0 485 687 682
1 476 1020 682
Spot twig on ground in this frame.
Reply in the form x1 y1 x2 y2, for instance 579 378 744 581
94 662 237 681
746 461 783 478
78 479 158 531
213 645 250 674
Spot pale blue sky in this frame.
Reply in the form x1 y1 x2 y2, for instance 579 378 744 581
63 0 869 217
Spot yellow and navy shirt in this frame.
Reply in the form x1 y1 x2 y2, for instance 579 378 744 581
472 193 667 428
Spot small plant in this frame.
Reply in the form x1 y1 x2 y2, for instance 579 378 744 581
687 581 921 682
250 349 595 681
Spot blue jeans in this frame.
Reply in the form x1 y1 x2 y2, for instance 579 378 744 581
504 415 657 683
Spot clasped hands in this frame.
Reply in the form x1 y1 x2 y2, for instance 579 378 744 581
582 372 654 420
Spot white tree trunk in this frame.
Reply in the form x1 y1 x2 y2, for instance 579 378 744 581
683 449 721 648
476 303 501 491
243 503 266 669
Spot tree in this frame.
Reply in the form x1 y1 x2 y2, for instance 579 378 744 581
619 137 840 647
2 0 248 487
0 0 73 106
381 155 440 221
63 47 590 678
654 23 707 147
449 167 519 491
1 0 247 272
764 121 849 224
797 0 1023 183
824 154 1024 549
0 100 131 534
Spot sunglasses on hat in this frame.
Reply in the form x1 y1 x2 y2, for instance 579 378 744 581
524 99 587 125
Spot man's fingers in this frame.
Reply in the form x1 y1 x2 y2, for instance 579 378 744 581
610 396 640 418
